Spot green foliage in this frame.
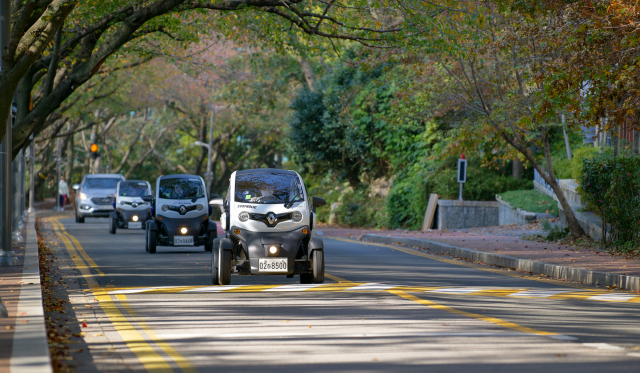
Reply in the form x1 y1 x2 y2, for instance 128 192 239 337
499 189 558 215
570 146 601 179
578 154 640 248
332 188 388 228
430 160 532 201
386 168 432 230
541 220 570 241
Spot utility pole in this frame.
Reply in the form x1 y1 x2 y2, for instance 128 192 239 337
54 136 62 210
206 109 214 196
28 140 35 213
0 0 19 265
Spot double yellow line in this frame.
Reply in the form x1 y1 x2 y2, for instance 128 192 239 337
49 218 196 373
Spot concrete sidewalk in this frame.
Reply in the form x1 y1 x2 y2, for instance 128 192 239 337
318 223 640 291
0 213 53 373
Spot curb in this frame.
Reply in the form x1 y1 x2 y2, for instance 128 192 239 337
10 212 53 373
361 234 640 292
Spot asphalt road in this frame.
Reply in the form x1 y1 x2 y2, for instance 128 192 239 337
46 216 640 372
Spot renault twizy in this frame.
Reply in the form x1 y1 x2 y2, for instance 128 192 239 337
109 180 152 234
143 175 217 253
209 169 326 285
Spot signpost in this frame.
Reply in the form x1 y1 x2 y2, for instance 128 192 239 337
457 154 467 201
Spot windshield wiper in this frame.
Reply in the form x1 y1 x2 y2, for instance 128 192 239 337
284 193 299 209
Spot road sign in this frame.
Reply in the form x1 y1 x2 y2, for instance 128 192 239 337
457 154 467 201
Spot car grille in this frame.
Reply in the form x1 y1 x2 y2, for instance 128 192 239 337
91 197 114 205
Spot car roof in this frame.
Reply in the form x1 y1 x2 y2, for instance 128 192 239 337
236 168 297 176
159 174 202 180
86 174 124 178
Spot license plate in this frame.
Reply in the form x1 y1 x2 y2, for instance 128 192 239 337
174 236 194 246
258 258 288 273
128 222 142 229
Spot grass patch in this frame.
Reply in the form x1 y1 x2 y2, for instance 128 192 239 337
499 189 558 216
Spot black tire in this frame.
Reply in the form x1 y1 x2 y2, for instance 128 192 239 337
312 250 324 283
218 248 231 285
300 273 313 284
75 209 85 223
109 217 117 234
204 234 214 252
147 228 157 254
145 226 149 252
211 239 220 285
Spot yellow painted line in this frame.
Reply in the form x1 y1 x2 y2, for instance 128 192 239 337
48 218 196 372
115 295 198 373
469 289 524 297
332 237 599 291
389 290 558 336
50 218 105 276
325 273 351 283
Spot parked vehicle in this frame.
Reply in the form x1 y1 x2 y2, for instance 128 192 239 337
109 180 153 234
209 168 326 285
144 174 217 253
72 174 125 223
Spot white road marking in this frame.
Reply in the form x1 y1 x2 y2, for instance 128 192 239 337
426 288 484 295
346 283 402 291
507 290 573 298
181 285 246 293
587 293 637 302
157 332 535 340
627 353 640 359
583 343 624 351
110 286 187 294
263 284 326 292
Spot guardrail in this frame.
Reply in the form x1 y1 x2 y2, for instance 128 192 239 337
533 168 558 194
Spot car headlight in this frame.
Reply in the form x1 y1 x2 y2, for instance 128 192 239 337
292 211 302 222
196 204 203 211
238 212 249 222
80 193 88 200
161 205 168 212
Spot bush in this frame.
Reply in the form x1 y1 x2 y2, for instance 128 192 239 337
578 154 640 248
386 169 432 230
332 187 388 228
570 146 601 179
431 166 532 201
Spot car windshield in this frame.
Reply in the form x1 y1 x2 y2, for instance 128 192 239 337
118 182 149 197
159 178 205 200
234 173 304 204
84 178 120 189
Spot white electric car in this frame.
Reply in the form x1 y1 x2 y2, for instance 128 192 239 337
143 174 217 253
209 169 326 285
108 180 152 234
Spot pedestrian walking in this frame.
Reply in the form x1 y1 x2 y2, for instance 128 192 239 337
59 176 69 209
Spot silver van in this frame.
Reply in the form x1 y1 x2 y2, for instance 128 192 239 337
72 174 125 223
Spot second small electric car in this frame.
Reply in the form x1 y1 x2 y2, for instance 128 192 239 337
109 180 153 234
144 174 217 253
209 168 326 285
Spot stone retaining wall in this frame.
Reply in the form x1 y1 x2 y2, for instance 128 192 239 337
436 200 499 230
497 196 556 226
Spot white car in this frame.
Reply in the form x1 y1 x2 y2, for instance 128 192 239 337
209 168 326 285
109 180 153 234
143 174 217 253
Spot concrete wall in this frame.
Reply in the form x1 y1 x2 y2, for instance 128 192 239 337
436 200 499 230
497 196 556 226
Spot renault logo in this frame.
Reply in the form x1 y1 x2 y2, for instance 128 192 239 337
266 212 277 225
132 203 138 208
179 205 187 214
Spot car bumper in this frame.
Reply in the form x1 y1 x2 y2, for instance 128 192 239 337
117 208 151 228
229 225 311 275
155 214 211 246
77 201 114 217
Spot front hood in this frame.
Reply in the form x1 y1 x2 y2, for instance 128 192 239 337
157 197 208 217
82 189 116 198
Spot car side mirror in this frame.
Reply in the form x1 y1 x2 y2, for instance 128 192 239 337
142 195 153 203
72 184 80 191
209 198 224 206
312 197 326 213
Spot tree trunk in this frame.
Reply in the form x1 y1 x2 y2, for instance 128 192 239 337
634 128 640 155
500 129 585 238
512 158 523 179
612 126 619 157
65 131 73 182
298 56 317 92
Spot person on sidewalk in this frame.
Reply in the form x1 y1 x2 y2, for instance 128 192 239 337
59 176 69 209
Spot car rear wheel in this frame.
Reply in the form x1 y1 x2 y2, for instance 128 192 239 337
204 235 214 252
211 239 221 285
218 248 231 285
109 217 117 234
147 228 157 254
312 250 324 283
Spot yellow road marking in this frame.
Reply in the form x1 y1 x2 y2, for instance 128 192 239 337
115 295 198 373
332 237 603 291
389 290 558 336
48 218 196 372
50 218 105 276
325 273 351 282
